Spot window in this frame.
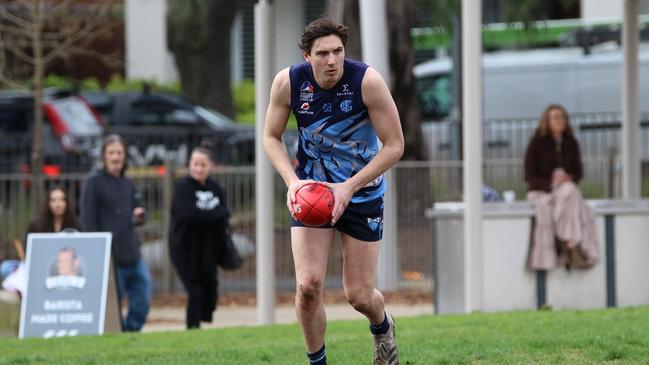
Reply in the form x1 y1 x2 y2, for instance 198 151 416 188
0 109 30 133
416 73 452 121
128 97 176 125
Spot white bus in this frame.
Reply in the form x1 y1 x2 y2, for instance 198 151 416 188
413 44 649 160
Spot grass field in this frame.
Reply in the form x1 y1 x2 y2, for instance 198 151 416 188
1 306 649 364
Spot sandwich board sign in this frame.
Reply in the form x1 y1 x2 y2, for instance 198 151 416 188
19 232 119 339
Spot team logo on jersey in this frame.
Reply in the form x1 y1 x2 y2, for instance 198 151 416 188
340 99 353 112
300 81 314 101
337 83 354 96
367 217 383 232
322 103 332 113
297 102 313 115
300 81 314 93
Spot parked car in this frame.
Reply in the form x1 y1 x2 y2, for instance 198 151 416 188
0 89 103 174
82 90 286 168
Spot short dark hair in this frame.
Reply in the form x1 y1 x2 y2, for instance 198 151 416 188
299 16 349 54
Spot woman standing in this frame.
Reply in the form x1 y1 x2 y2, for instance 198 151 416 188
80 134 151 332
169 144 230 329
524 104 600 270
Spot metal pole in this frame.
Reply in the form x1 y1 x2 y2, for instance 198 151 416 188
461 0 483 313
161 157 175 293
359 0 399 290
255 0 275 325
622 0 640 199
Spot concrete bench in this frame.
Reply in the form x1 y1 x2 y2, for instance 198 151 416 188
426 200 649 314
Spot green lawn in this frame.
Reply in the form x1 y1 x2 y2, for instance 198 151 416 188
2 306 649 364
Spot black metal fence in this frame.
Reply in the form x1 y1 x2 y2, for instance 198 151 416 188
2 111 648 293
422 112 649 161
0 156 623 294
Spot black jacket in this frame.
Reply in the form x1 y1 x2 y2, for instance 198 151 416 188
524 133 583 192
80 169 145 266
169 175 230 278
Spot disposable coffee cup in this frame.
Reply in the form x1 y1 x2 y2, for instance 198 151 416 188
503 190 515 203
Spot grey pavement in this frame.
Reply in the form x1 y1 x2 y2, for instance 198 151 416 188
142 303 433 333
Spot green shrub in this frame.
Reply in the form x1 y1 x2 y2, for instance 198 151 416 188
232 79 297 128
105 74 181 94
80 78 103 91
233 79 255 122
43 74 75 89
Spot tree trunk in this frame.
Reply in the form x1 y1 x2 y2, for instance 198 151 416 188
167 0 238 118
326 0 362 60
387 0 427 160
31 0 45 212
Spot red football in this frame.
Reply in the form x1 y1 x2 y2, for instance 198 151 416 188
294 183 335 227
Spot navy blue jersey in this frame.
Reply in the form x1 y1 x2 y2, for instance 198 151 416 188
289 58 385 203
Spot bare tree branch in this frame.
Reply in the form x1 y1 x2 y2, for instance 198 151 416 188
3 42 36 66
0 23 35 38
47 0 77 18
66 46 124 68
0 5 32 29
42 3 114 64
0 35 28 89
0 73 26 89
0 0 122 209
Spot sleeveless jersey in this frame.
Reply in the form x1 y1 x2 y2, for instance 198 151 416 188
289 58 385 203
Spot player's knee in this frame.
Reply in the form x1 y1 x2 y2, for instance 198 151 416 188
296 276 323 304
346 291 373 313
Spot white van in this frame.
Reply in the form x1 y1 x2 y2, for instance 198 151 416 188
414 44 649 160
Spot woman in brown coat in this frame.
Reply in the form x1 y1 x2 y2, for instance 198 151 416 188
524 104 600 270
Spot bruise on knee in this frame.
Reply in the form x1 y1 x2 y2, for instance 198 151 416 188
296 278 322 307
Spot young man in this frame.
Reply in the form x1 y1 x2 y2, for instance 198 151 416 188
263 17 404 365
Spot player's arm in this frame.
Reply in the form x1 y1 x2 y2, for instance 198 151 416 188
324 67 404 224
262 68 313 217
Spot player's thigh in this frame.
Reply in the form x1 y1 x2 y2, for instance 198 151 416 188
340 233 380 292
291 226 335 284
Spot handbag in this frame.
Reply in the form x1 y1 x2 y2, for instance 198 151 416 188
217 228 243 271
555 238 593 270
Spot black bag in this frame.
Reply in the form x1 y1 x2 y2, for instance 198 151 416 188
217 229 242 271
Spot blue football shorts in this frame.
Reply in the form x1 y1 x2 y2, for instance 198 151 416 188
291 197 384 242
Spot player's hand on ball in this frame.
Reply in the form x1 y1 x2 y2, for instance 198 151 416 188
287 179 315 218
321 181 353 224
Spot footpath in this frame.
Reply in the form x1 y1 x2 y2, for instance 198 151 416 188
143 302 433 333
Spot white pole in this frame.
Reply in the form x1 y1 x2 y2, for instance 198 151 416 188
622 0 640 199
461 0 483 313
359 0 399 290
255 0 275 325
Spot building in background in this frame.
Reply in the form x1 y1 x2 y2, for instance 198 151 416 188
125 0 325 84
101 0 649 85
582 0 649 20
